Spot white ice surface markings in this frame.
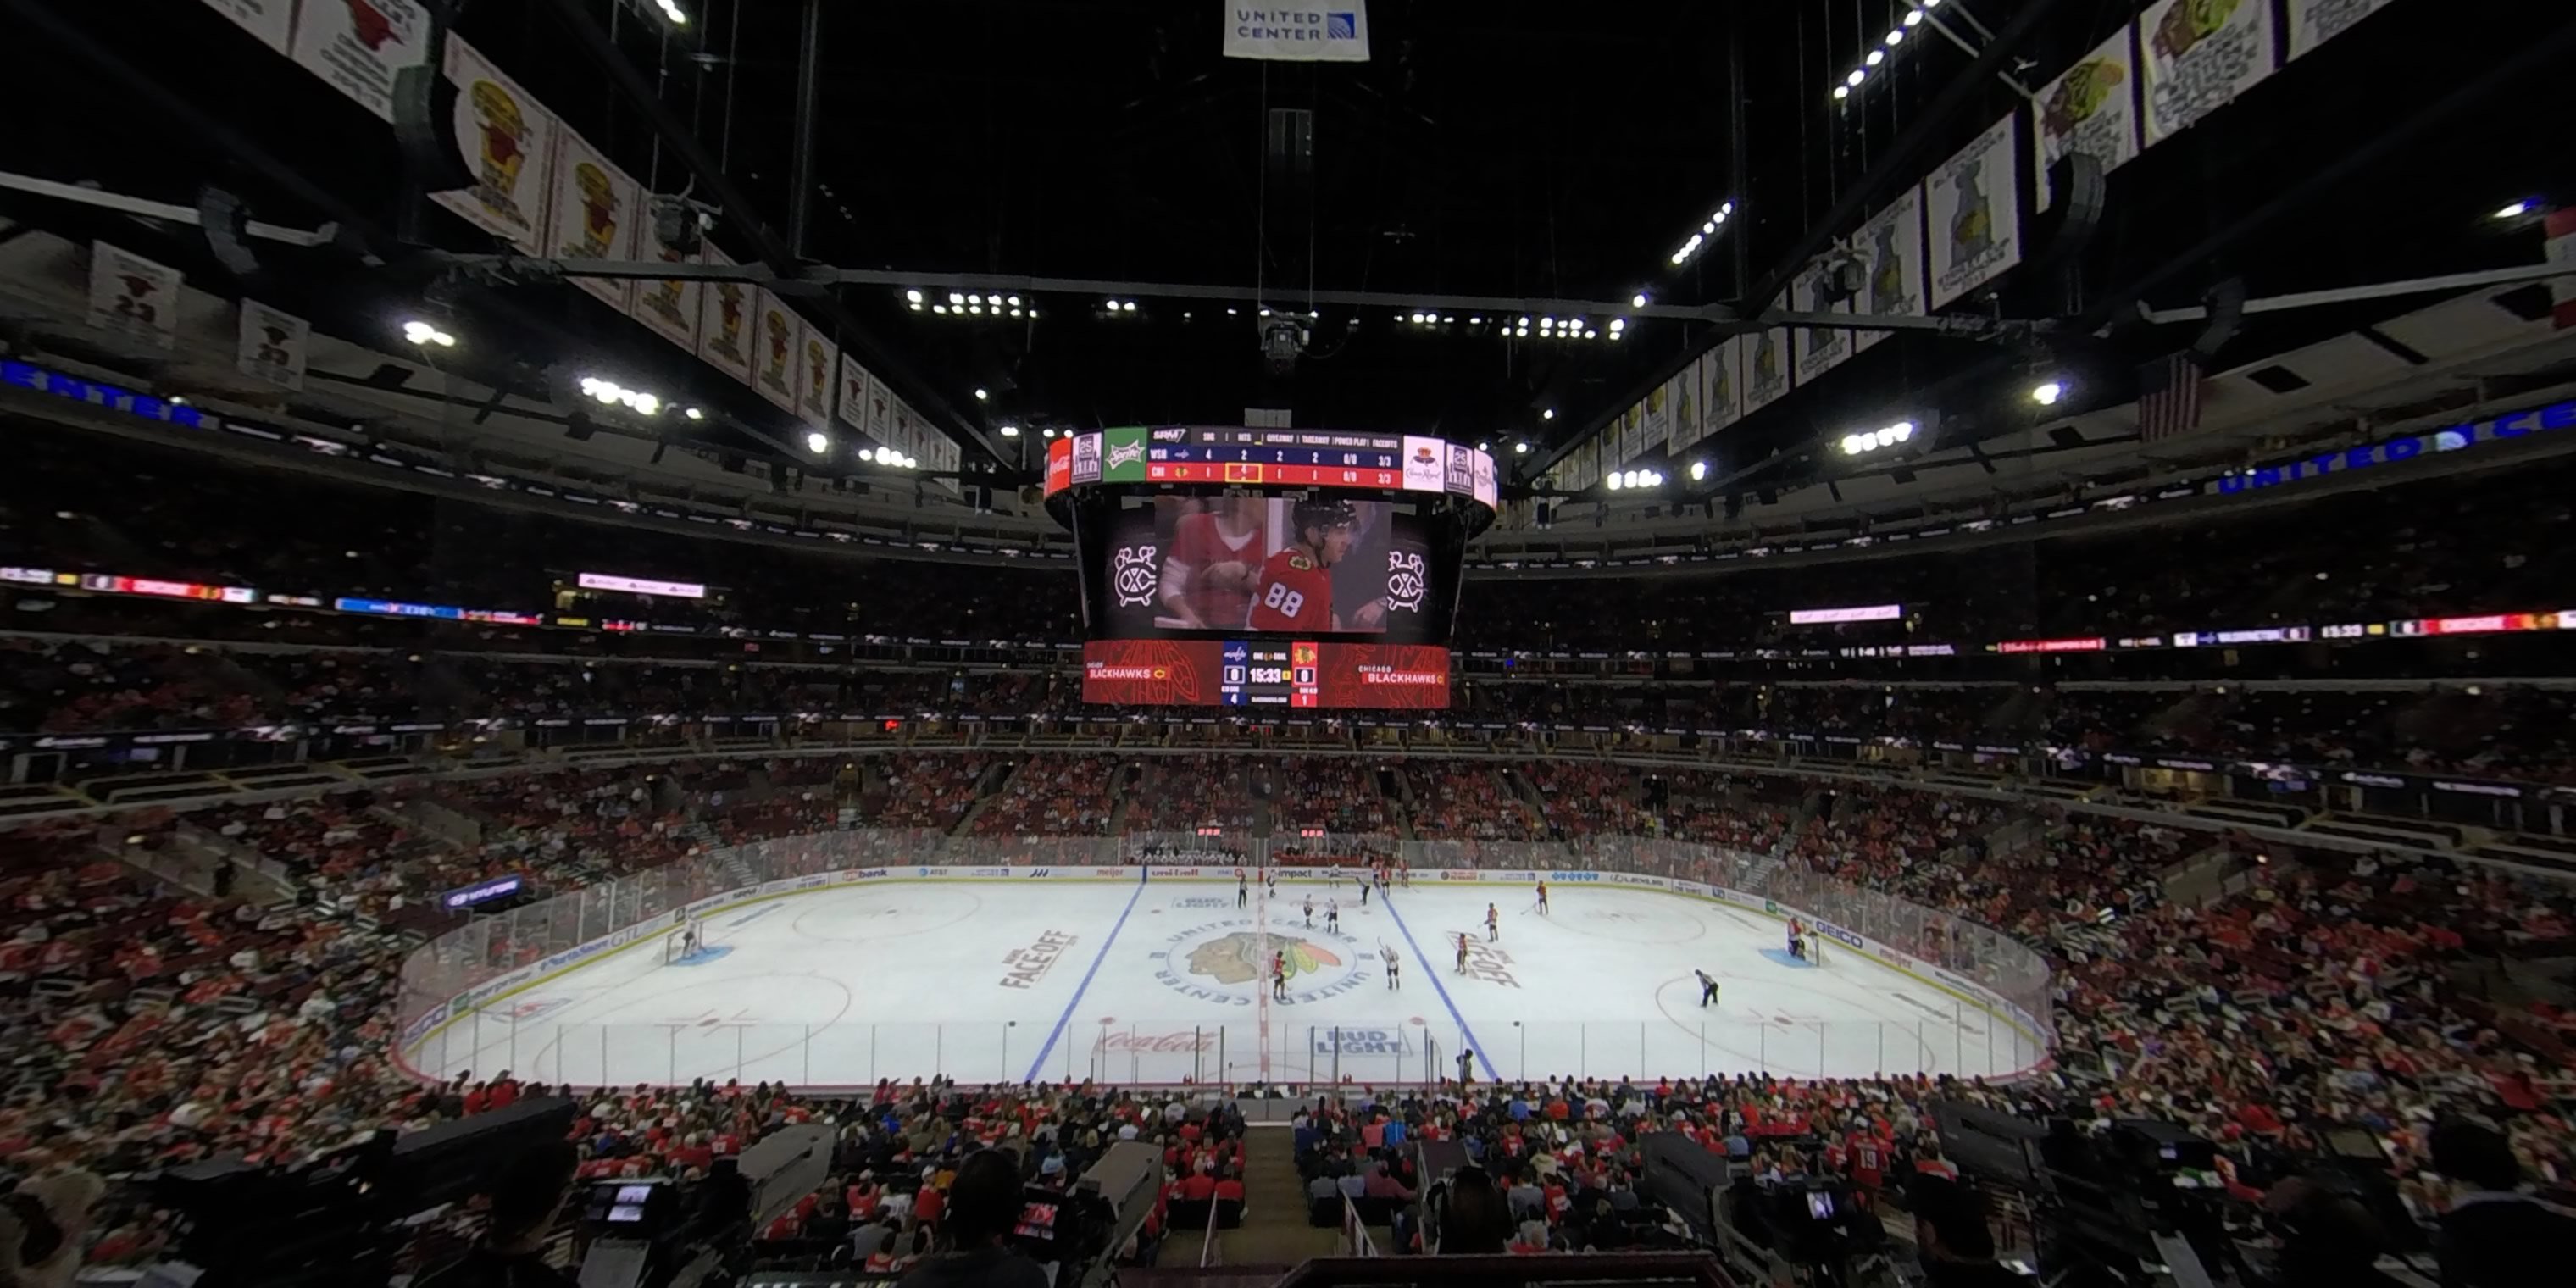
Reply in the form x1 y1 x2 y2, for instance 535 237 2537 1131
415 880 2027 1088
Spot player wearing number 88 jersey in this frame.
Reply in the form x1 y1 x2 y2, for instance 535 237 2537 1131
1249 499 1385 631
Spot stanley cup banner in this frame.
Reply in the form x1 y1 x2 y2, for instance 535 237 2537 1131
286 0 432 123
235 299 310 391
630 210 702 353
1702 339 1744 438
2140 0 2278 145
2288 0 2394 61
1666 364 1701 452
86 242 185 350
1740 326 1793 418
1221 3 1371 62
2035 27 2140 212
546 130 641 312
752 291 801 414
1852 189 1924 357
429 37 555 254
696 247 755 385
1791 253 1853 386
797 325 839 426
836 354 872 431
1639 378 1670 452
1924 115 2023 312
197 0 294 53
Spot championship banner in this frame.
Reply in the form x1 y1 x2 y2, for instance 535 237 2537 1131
1740 326 1793 418
1220 3 1370 63
545 131 641 312
2140 0 2278 145
2036 28 2140 212
1790 253 1853 386
797 325 838 425
1702 339 1744 437
286 0 432 123
428 38 554 253
86 242 184 350
197 0 293 53
1924 115 2022 311
2287 0 2395 61
1638 380 1670 453
752 291 801 414
235 299 309 391
1852 188 1924 356
629 207 702 353
696 247 755 385
1665 364 1701 452
836 353 872 431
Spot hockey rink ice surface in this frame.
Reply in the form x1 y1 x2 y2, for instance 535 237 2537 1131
412 877 2042 1090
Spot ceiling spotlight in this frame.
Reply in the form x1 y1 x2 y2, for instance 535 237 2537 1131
1542 408 1556 420
2493 199 2536 219
1847 69 1867 86
904 288 924 303
402 319 456 347
1885 29 1905 45
1606 471 1625 491
805 430 830 454
1477 441 1491 452
1721 202 1735 214
1834 85 1852 101
1631 292 1649 308
1515 441 1531 453
968 294 983 306
2031 380 2066 406
1890 419 1916 441
999 425 1020 436
1689 460 1707 480
1042 427 1058 438
1865 49 1885 66
684 407 704 420
974 387 989 401
949 292 964 305
933 304 949 314
859 447 879 463
1905 8 1924 25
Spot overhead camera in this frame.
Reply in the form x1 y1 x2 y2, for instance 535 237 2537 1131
1260 317 1308 375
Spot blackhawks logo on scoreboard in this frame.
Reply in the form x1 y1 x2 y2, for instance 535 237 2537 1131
1152 917 1371 1004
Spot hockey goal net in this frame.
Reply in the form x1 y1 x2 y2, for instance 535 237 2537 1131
663 919 715 964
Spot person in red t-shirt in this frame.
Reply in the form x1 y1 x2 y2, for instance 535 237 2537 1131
1247 500 1385 632
1159 496 1269 629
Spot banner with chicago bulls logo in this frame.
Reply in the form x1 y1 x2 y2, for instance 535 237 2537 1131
428 37 555 253
2139 0 2277 145
628 212 702 353
86 242 184 351
796 324 838 426
2035 27 2139 212
836 353 872 432
1851 188 1924 356
197 0 294 53
286 0 432 124
1924 115 2022 311
695 247 755 386
235 299 309 391
544 129 641 312
752 291 801 414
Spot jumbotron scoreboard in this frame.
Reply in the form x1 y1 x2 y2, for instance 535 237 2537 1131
1045 426 1498 710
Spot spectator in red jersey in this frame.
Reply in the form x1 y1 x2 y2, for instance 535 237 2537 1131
1158 496 1269 630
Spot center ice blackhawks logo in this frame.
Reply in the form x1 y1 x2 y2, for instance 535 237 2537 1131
1152 918 1372 1004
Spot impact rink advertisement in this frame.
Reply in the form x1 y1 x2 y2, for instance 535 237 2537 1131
1081 640 1451 708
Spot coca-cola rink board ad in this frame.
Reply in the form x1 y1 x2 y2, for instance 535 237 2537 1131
1081 640 1450 709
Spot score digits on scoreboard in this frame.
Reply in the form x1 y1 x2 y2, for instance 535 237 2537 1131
1218 640 1323 707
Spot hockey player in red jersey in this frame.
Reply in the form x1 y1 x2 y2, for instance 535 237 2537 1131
1247 499 1386 632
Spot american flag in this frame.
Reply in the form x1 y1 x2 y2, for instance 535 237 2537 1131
2137 352 2205 442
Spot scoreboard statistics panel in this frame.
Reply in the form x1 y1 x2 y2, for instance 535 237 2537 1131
1081 640 1451 708
1143 429 1404 489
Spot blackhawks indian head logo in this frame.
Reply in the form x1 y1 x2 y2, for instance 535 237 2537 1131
1153 918 1371 1004
1188 931 1340 985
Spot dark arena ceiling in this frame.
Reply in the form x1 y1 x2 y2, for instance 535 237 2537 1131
3 0 2570 505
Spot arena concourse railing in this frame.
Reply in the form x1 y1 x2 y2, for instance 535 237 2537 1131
393 830 2053 1092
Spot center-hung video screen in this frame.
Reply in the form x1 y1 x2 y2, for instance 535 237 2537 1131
1089 496 1446 642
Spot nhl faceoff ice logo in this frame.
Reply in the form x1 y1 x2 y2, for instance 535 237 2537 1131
1112 544 1160 608
1384 550 1426 613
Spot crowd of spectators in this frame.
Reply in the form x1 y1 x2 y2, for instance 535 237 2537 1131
869 753 993 831
1261 758 1394 835
1130 760 1257 833
970 755 1122 836
1403 765 1545 841
1519 761 1656 838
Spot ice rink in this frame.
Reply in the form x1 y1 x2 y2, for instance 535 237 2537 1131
410 874 2043 1090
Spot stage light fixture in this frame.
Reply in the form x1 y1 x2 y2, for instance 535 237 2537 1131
805 430 830 454
401 319 457 347
2493 199 2536 219
2031 380 2066 406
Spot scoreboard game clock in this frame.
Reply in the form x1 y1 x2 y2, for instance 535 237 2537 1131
1219 641 1323 707
1050 425 1497 711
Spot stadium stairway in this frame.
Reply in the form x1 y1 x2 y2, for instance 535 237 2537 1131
1214 1125 1350 1267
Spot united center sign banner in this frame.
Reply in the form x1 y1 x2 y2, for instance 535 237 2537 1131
1221 4 1370 63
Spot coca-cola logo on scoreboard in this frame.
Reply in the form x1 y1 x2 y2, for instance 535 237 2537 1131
1112 544 1160 608
1384 549 1426 613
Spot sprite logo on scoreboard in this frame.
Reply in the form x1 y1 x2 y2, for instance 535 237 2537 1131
1102 426 1150 481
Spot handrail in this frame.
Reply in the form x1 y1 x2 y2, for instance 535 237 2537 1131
1199 1183 1224 1268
